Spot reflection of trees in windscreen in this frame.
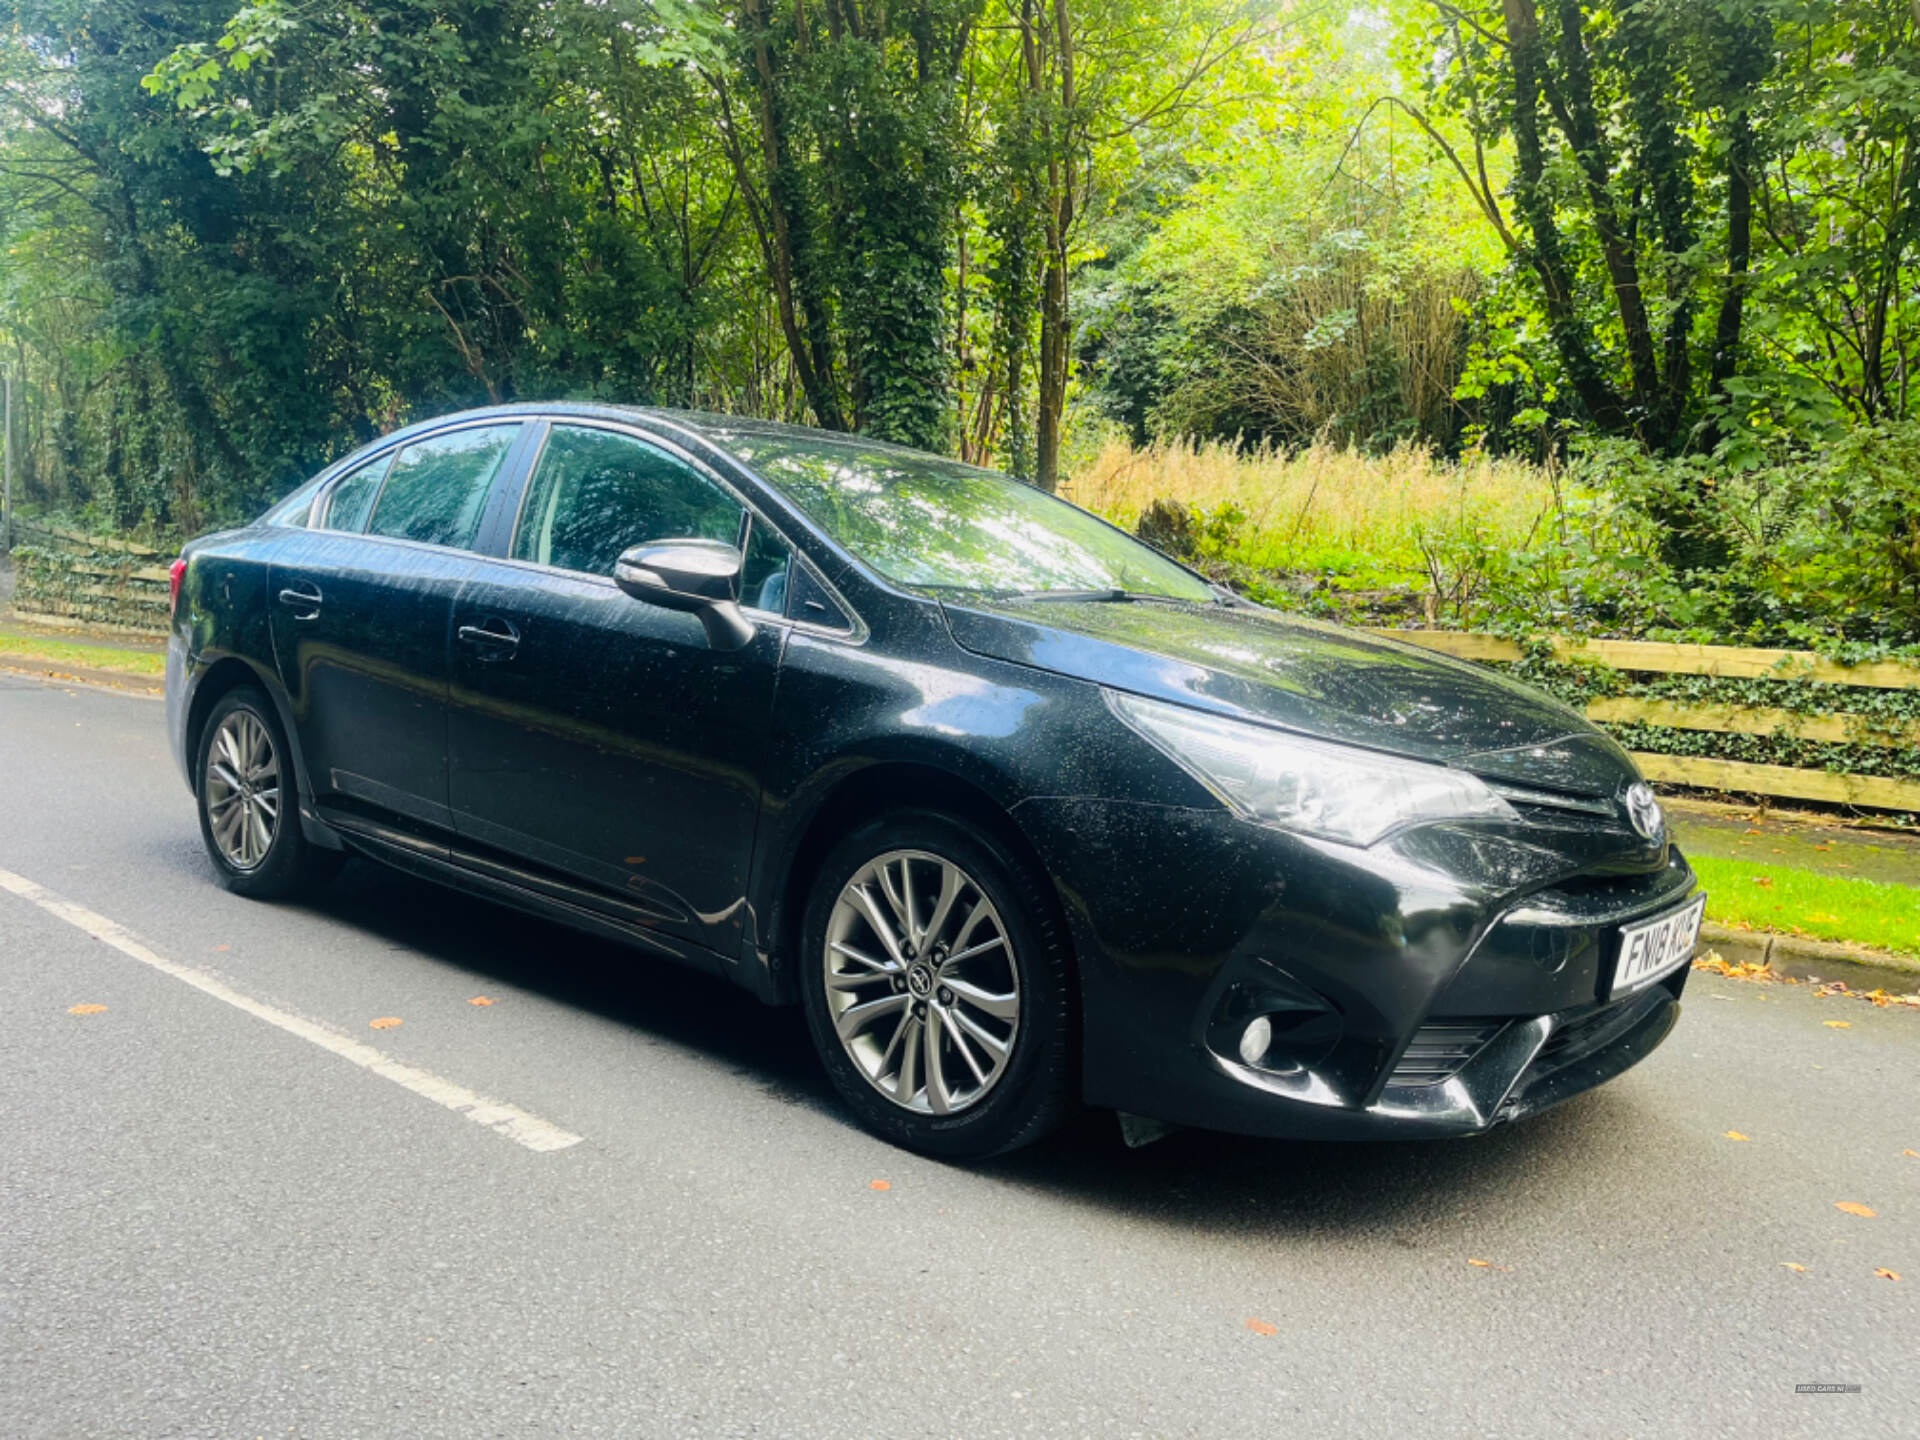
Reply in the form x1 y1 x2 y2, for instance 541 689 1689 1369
743 445 1211 599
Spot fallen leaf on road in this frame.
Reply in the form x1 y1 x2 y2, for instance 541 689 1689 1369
1781 1263 1807 1273
211 944 229 952
468 996 495 1006
1724 1131 1751 1141
369 1017 402 1030
1864 989 1891 1007
869 1179 891 1191
1875 1268 1901 1281
1693 954 1796 985
1904 1150 1919 1159
1245 1318 1278 1336
67 1003 107 1015
1835 1202 1877 1218
1824 1020 1851 1029
1466 1258 1514 1271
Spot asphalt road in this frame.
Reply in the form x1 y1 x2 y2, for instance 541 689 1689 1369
2 672 1916 1440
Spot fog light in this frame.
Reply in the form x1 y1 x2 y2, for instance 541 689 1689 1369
1238 1015 1272 1067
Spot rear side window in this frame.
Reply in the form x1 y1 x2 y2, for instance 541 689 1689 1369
265 473 327 528
512 425 745 577
321 456 390 533
366 425 521 549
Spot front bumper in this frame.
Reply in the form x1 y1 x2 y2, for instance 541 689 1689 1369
1011 796 1694 1141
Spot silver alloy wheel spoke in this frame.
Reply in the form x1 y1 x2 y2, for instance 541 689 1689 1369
823 848 1021 1116
925 1008 952 1114
895 1014 923 1103
836 991 910 1041
205 710 280 872
829 939 898 976
945 1002 1010 1061
941 976 1018 1020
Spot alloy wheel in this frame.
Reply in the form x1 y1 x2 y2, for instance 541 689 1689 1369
823 848 1021 1115
204 709 281 871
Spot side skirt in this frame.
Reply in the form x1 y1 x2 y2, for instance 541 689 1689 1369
321 810 729 981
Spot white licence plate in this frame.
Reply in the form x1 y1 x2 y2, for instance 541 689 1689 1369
1610 893 1707 998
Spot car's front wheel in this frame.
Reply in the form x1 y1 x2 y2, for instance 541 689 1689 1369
799 810 1075 1158
195 687 341 899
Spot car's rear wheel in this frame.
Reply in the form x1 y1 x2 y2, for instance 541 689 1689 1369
799 810 1074 1158
195 687 341 899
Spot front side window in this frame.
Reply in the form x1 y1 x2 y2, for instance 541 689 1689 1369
513 425 756 579
707 432 1216 603
365 425 521 549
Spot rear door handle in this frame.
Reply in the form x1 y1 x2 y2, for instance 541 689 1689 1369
457 619 520 658
277 584 323 618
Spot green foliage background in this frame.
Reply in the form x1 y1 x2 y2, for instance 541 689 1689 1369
3 0 1920 659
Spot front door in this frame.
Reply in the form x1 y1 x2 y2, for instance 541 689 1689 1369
269 422 527 834
447 422 793 960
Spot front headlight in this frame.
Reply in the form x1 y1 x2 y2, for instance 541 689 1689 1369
1107 691 1518 846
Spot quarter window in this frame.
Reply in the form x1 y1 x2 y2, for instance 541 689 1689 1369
741 516 794 615
320 456 390 534
265 473 326 528
366 425 521 550
513 425 773 584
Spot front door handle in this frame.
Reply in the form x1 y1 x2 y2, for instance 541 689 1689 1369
457 619 521 659
277 584 323 618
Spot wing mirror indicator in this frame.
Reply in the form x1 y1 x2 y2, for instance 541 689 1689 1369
612 538 756 651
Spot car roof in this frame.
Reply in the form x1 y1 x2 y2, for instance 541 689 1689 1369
370 402 948 466
353 403 990 481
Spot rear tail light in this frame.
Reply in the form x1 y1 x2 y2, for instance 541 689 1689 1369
169 557 187 619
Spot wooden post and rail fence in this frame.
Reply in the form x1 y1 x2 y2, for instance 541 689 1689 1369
5 518 172 634
1367 629 1920 814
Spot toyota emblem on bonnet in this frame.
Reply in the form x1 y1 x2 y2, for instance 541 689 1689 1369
1625 782 1665 842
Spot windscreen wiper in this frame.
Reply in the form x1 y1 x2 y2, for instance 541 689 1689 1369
1006 587 1132 603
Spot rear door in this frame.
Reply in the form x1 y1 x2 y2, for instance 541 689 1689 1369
446 421 793 959
269 422 530 835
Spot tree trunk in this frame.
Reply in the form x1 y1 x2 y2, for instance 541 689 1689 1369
1708 109 1756 411
1500 0 1632 435
1034 0 1075 493
1548 0 1664 434
734 0 847 431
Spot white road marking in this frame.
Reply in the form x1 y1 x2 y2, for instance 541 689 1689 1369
0 867 583 1153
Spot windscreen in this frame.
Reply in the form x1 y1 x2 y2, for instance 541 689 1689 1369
711 431 1215 603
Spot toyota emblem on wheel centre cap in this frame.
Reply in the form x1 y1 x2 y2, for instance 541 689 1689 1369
1625 782 1665 842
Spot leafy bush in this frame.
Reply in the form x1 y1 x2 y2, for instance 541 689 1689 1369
1086 429 1920 657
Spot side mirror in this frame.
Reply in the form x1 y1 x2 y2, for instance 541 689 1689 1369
613 538 757 651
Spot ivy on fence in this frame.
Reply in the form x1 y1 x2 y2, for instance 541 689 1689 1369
10 522 171 634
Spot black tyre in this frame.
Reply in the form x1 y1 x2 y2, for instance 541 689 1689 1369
195 686 342 899
799 809 1075 1158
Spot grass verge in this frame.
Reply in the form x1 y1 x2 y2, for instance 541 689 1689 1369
1689 854 1920 959
1061 436 1555 587
0 631 165 677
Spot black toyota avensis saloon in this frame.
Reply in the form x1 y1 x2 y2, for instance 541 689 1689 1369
167 403 1705 1157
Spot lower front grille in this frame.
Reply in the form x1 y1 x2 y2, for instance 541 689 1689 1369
1388 1022 1507 1086
1533 986 1668 1071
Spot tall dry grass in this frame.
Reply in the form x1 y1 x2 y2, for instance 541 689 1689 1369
1062 436 1557 572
